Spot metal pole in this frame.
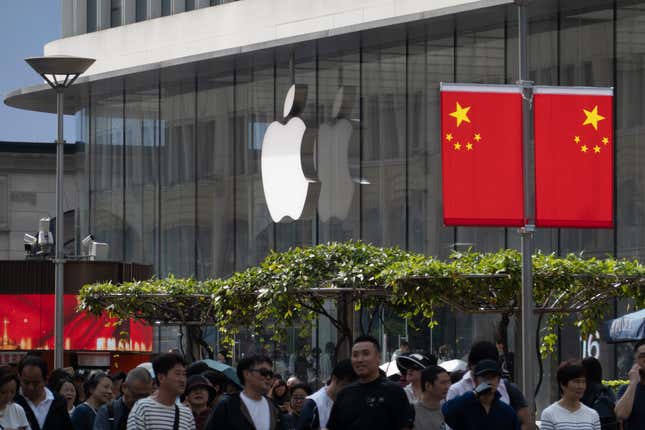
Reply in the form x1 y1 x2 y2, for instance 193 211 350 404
54 89 65 369
517 0 536 419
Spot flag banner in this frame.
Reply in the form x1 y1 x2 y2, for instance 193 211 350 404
533 86 613 228
440 83 525 226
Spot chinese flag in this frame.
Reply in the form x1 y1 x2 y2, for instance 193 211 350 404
440 84 525 226
534 87 613 228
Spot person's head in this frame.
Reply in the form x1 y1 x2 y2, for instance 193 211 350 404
18 355 48 402
467 341 499 369
185 375 216 411
557 359 586 401
270 378 288 399
634 339 645 378
84 371 113 406
581 357 603 384
289 383 311 414
217 349 229 363
153 353 188 397
328 359 357 395
351 335 381 381
48 374 77 408
186 362 211 377
399 341 410 353
0 366 20 409
473 359 502 398
396 353 435 385
421 366 451 401
237 355 273 396
286 376 301 389
122 367 153 409
110 371 126 398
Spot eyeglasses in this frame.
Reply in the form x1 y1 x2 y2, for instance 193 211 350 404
250 368 274 378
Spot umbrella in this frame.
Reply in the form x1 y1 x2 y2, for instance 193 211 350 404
198 359 242 387
602 309 645 343
439 359 468 373
379 360 400 377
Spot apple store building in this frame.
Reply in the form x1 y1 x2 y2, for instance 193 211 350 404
5 0 645 389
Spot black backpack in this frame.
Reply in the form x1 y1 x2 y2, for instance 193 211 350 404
591 387 618 430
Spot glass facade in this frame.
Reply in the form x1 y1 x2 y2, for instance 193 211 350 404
75 0 644 400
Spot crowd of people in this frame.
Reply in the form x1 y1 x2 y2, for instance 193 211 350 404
0 338 642 430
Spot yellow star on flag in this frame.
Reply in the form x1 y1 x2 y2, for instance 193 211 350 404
593 145 601 154
582 105 605 131
450 102 471 127
454 142 461 150
466 143 473 151
446 133 453 141
602 137 609 145
581 145 588 153
574 136 580 144
474 133 481 142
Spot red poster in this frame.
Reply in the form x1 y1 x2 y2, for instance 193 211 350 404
533 87 613 228
0 295 152 352
441 84 525 226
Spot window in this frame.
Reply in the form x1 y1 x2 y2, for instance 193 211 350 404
135 0 147 22
111 0 122 27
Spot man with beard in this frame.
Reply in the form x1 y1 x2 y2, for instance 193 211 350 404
205 355 285 430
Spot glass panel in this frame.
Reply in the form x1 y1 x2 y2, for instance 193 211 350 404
162 0 171 16
136 0 147 22
124 73 159 266
110 0 122 27
196 59 235 279
160 71 196 276
616 0 645 260
361 26 407 247
234 53 275 269
87 0 97 32
558 0 614 256
317 34 361 243
90 81 124 260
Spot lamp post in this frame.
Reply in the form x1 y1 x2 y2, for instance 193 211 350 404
25 55 95 369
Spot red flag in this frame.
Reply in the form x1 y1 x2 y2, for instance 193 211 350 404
533 87 613 228
440 84 525 226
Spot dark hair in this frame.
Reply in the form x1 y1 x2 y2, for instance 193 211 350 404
110 371 126 382
218 349 229 359
421 365 449 392
581 357 603 384
0 366 20 391
467 341 498 366
400 340 410 347
330 359 356 384
237 355 272 385
186 362 211 377
84 371 110 398
153 353 187 378
290 382 312 396
18 355 48 381
635 339 645 354
557 359 586 390
353 335 380 352
47 373 75 396
202 370 230 394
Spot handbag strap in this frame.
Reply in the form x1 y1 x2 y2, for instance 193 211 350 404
173 404 180 430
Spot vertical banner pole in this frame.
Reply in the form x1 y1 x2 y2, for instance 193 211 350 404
517 0 536 419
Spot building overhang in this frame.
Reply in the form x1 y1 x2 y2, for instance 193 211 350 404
5 0 512 115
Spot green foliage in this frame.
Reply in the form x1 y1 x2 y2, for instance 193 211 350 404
79 241 645 355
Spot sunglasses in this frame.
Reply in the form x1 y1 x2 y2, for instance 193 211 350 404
250 368 274 378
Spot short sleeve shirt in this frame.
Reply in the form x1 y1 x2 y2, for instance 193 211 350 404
414 402 445 430
0 402 31 430
126 397 195 430
617 383 645 430
327 376 414 430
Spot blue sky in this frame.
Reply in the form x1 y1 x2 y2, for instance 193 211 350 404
0 1 75 142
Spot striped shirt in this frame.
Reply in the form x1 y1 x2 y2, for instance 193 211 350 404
126 397 195 430
540 402 601 430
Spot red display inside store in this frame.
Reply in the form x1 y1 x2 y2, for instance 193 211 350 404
0 295 152 352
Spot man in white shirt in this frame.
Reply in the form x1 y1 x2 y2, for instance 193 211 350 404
14 355 72 430
298 359 357 429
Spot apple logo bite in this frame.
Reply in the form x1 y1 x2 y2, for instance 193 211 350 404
317 86 357 222
261 84 320 223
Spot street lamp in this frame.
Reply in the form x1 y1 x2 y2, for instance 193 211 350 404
25 55 95 369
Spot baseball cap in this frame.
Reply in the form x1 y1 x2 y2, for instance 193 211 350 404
474 359 501 377
396 353 435 373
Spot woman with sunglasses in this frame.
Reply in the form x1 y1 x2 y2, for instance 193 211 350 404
269 378 290 413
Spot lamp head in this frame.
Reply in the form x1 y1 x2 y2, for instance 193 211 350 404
25 55 95 90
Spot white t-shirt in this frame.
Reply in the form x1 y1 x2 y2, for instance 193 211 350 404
240 391 270 430
127 396 195 430
308 386 333 429
0 402 31 430
403 384 419 404
540 401 601 430
446 371 510 404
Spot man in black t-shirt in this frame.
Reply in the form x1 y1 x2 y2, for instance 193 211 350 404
327 335 414 430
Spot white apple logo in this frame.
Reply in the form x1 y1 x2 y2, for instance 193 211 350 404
261 84 320 223
317 86 357 222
